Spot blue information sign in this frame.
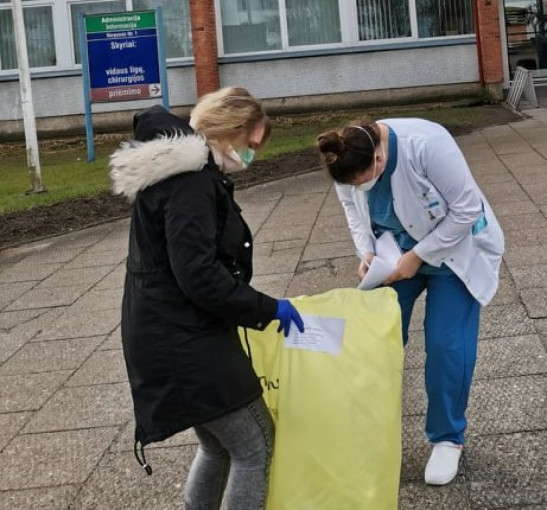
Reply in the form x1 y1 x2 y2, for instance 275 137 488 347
79 8 169 162
85 11 162 102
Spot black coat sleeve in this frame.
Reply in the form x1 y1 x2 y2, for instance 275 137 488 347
163 170 278 329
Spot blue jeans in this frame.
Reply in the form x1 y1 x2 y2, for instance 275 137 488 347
391 266 480 445
184 397 275 510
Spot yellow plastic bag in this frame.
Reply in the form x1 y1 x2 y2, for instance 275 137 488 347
242 287 403 510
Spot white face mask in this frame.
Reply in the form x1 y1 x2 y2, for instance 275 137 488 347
354 141 385 192
355 158 378 192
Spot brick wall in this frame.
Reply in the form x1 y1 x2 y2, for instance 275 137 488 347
189 0 220 97
475 0 504 86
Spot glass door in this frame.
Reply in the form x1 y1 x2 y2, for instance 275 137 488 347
505 0 547 80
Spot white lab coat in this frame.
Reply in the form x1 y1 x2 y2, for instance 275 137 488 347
336 118 504 306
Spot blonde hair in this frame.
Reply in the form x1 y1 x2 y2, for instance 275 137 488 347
190 87 271 147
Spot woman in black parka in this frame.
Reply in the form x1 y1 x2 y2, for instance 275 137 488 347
110 87 304 510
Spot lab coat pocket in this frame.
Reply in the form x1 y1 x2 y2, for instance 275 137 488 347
421 186 446 223
470 208 503 263
472 203 488 236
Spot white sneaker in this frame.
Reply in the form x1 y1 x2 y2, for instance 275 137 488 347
424 441 462 485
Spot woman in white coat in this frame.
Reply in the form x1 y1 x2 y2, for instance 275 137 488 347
317 118 504 486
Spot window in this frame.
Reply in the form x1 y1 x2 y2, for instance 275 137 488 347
0 4 56 71
219 0 341 53
70 0 192 64
218 0 474 55
416 0 474 37
70 1 127 64
220 0 281 53
0 0 193 72
286 0 341 47
70 0 193 65
356 0 411 40
0 0 475 73
133 0 192 58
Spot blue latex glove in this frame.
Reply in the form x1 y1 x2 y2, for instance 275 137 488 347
275 299 305 337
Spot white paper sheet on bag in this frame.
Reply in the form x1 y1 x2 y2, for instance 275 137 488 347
284 314 346 356
358 232 402 291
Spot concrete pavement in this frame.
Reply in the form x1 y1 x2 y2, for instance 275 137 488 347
1 108 547 509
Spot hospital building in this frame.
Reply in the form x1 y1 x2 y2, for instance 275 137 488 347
0 0 544 137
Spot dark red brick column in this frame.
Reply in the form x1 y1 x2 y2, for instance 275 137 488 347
189 0 220 97
474 0 504 97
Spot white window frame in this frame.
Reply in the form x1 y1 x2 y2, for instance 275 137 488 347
0 0 57 74
214 0 475 57
0 0 193 77
66 0 128 70
0 0 475 76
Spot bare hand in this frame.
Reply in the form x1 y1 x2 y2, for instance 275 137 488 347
358 252 375 279
384 250 423 285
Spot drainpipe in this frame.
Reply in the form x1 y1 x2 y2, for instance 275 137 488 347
473 0 486 87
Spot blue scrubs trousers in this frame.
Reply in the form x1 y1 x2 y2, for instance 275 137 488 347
391 266 481 445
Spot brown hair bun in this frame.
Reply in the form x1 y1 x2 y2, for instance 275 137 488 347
317 131 345 163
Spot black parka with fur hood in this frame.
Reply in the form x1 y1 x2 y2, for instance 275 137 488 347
110 106 277 451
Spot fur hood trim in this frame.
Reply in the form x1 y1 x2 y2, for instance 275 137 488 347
109 134 209 202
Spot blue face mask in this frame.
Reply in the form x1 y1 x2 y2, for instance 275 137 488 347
237 147 256 166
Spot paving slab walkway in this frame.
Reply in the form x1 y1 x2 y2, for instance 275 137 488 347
1 109 547 510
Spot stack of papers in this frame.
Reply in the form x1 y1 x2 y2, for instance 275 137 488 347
358 232 402 290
